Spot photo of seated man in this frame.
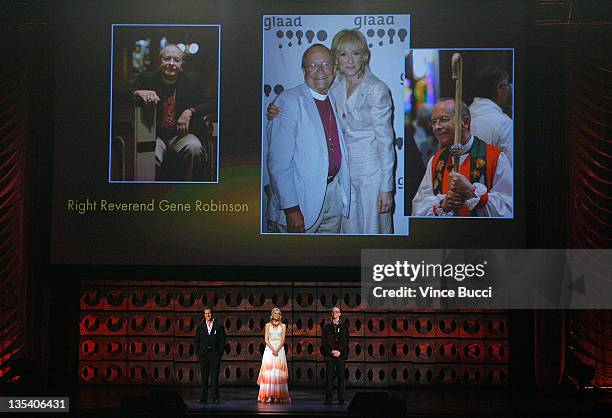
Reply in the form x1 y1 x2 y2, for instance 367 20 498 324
109 25 219 183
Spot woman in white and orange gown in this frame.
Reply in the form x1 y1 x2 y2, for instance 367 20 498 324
257 307 291 403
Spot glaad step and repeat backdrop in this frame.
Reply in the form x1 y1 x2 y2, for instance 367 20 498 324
51 1 525 268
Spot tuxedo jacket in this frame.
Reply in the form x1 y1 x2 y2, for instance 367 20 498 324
194 318 226 358
320 322 349 360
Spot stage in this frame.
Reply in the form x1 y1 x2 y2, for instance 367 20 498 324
72 386 611 417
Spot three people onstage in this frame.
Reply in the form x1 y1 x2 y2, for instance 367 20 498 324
196 306 349 404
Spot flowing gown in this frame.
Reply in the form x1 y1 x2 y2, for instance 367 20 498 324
257 324 291 402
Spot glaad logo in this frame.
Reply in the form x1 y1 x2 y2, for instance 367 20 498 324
264 16 303 31
354 15 396 28
372 260 487 282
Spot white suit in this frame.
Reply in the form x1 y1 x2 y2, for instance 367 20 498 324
266 83 350 231
331 69 395 234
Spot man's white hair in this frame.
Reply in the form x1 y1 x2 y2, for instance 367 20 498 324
159 44 184 60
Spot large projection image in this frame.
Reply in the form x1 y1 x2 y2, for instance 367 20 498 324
50 3 526 268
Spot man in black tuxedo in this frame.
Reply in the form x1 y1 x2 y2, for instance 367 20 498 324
321 306 349 405
194 306 226 403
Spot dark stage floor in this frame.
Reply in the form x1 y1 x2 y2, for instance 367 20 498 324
71 386 612 418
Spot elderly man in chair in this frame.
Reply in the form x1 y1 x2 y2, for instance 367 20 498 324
129 44 208 181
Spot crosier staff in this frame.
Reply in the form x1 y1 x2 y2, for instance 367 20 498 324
450 53 464 174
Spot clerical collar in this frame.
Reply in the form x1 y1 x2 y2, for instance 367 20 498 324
460 135 475 154
309 87 328 101
332 320 340 326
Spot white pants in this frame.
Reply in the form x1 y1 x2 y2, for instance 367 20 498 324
341 170 393 234
272 176 343 234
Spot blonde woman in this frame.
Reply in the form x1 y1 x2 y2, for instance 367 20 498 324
257 307 291 402
267 29 395 234
330 29 395 234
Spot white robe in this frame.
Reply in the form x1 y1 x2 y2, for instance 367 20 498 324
411 136 513 217
470 97 514 167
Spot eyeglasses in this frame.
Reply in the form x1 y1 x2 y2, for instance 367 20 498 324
430 116 453 128
304 61 333 73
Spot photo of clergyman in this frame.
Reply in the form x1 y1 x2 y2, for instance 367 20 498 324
404 49 514 218
261 15 410 235
109 25 220 183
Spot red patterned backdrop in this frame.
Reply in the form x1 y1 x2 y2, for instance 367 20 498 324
78 282 509 387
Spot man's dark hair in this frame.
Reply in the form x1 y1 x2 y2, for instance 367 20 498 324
301 43 332 69
204 306 214 314
473 65 509 100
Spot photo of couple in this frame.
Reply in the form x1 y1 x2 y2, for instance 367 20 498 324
261 15 410 235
